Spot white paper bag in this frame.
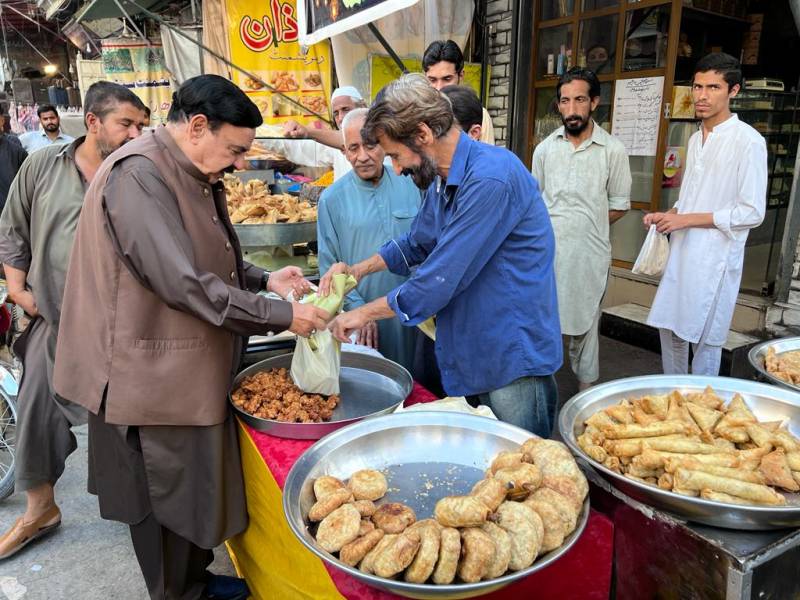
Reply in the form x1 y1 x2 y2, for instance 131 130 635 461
291 329 342 395
632 224 670 277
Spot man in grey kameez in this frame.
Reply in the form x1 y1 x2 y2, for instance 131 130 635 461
532 68 631 391
0 82 146 560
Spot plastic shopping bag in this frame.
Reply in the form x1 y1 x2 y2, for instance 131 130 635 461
290 273 357 395
631 224 670 277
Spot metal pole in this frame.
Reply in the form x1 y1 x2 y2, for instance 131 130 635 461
367 22 407 74
121 0 332 125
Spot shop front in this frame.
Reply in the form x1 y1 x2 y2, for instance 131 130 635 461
508 0 800 338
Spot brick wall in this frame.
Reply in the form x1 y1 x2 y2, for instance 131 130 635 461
767 237 800 336
485 0 514 147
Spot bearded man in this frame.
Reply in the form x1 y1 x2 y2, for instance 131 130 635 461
531 67 631 392
319 73 562 437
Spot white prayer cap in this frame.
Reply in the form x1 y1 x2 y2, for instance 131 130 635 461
331 86 363 102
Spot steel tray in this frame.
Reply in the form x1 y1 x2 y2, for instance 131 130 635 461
283 412 589 599
233 220 316 248
559 375 800 530
748 337 800 393
231 351 412 440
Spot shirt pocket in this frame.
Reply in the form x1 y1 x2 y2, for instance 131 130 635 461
391 208 417 220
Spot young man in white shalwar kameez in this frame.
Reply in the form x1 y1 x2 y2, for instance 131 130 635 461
645 53 767 376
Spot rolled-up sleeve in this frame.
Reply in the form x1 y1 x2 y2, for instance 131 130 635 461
0 155 36 270
713 137 767 239
103 156 293 336
607 143 632 211
387 178 521 326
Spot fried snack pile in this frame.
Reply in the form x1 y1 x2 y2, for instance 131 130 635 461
765 347 800 386
307 439 587 585
232 368 339 423
577 386 800 506
223 174 317 224
244 141 286 161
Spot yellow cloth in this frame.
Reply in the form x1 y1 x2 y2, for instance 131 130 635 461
227 423 344 600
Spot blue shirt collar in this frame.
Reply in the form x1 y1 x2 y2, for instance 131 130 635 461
443 132 472 189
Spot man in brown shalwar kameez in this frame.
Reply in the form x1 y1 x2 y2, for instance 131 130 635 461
0 81 147 559
52 75 329 600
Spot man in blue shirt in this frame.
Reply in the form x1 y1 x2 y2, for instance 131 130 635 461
19 105 74 153
320 73 562 436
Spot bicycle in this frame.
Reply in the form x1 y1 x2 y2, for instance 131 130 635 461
0 364 17 499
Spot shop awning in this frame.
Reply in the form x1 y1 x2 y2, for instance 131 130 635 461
297 0 420 47
72 0 166 24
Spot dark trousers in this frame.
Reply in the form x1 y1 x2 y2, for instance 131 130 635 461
130 513 213 600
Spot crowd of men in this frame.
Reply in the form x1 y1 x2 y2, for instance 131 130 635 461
0 41 766 600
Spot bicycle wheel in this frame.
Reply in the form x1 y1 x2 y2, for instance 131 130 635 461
0 388 15 499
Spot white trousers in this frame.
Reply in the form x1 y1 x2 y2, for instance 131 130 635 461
659 326 723 376
567 309 600 384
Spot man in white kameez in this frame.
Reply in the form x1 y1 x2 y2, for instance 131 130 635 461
264 87 366 181
532 68 631 391
646 53 767 376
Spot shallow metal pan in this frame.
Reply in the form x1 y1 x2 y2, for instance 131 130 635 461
283 412 590 599
231 351 412 440
559 375 800 530
748 337 800 393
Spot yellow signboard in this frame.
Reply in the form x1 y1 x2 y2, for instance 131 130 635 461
369 55 489 103
226 0 333 130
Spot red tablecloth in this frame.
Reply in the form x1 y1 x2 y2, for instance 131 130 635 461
244 383 614 599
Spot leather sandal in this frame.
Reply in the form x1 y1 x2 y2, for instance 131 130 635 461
0 505 62 560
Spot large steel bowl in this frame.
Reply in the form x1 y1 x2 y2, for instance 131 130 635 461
283 412 589 600
233 220 316 247
748 337 800 393
231 351 412 440
559 375 800 530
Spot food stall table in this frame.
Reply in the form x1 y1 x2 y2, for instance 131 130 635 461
227 384 614 599
587 469 800 600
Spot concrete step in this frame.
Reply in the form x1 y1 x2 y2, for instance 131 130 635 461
600 303 765 378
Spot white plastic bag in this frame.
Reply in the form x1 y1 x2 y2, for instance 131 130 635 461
291 329 342 395
632 224 670 277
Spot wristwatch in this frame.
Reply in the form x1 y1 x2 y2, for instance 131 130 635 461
261 270 270 292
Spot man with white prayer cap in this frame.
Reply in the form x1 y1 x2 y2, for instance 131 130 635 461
262 86 367 180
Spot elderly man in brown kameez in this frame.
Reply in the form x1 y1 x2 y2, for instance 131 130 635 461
0 81 146 560
53 75 329 600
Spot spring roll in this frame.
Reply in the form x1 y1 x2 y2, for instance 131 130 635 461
626 462 663 479
745 423 774 449
671 487 699 497
603 456 621 473
602 421 688 440
662 453 741 473
793 471 800 487
673 468 786 506
604 435 684 457
585 410 616 429
604 404 634 424
632 405 661 426
772 429 800 452
642 394 669 420
700 489 753 505
624 473 658 487
679 459 765 484
716 425 750 444
642 437 721 455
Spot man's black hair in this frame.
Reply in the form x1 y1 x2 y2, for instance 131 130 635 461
693 52 742 90
441 85 482 131
37 104 58 118
556 67 601 100
167 74 262 130
144 106 151 117
422 40 464 74
84 81 146 124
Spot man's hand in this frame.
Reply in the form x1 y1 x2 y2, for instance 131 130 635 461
289 303 330 337
267 266 312 300
647 212 689 234
10 289 38 317
283 120 308 139
355 320 379 349
318 262 355 297
328 309 368 343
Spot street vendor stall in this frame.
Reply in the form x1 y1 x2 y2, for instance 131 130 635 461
226 384 614 599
